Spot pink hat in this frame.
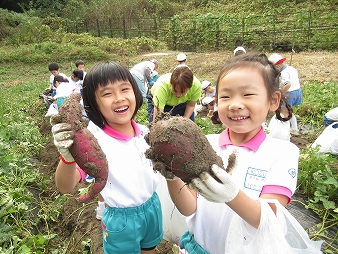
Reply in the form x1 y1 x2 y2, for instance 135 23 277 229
268 53 286 65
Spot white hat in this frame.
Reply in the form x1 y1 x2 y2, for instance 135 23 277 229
150 59 159 65
268 53 286 65
176 53 186 61
233 46 246 55
202 97 214 105
201 80 211 90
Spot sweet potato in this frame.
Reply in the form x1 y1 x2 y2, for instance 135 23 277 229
145 112 236 183
50 93 108 202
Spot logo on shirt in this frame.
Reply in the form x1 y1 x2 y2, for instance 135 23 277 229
244 167 267 192
288 168 297 178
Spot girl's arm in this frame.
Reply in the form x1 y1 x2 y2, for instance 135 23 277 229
55 160 81 194
227 192 288 228
189 166 290 228
166 178 197 216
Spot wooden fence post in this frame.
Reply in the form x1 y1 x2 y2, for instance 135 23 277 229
96 19 100 37
123 16 127 39
109 19 113 38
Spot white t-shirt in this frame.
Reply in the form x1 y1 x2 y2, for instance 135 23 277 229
53 82 79 99
280 65 301 91
94 121 159 208
50 72 68 88
186 128 299 253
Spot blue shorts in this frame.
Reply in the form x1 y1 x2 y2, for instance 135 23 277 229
179 230 210 254
285 89 302 107
101 192 163 253
323 115 335 127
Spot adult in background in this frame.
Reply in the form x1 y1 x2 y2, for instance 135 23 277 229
130 59 159 100
268 53 302 136
148 65 201 122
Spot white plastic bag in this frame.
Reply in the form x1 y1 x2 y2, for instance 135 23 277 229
44 103 58 118
156 175 188 244
225 199 323 254
311 123 338 155
267 114 290 141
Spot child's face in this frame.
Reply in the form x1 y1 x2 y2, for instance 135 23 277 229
95 80 136 130
77 64 85 71
72 74 80 82
217 68 280 140
205 85 213 93
51 70 59 76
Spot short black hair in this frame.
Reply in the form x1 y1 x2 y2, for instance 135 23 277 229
48 62 59 71
82 61 143 129
72 69 84 80
75 60 85 67
53 75 68 85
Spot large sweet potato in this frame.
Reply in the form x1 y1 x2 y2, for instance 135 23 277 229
50 93 108 202
145 112 235 183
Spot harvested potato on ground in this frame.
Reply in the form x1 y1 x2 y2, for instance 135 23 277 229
50 93 108 202
145 112 235 183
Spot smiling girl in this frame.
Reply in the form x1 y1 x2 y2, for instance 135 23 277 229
161 54 317 253
51 61 163 253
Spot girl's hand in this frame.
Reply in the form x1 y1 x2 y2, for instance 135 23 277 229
51 123 75 163
188 165 239 203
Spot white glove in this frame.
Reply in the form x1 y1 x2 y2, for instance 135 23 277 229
51 123 75 163
188 164 239 203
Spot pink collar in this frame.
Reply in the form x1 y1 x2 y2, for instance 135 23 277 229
102 120 142 141
218 127 266 151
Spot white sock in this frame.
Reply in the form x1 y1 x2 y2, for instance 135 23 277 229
290 115 298 131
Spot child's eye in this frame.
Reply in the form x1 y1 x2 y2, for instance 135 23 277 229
219 95 230 99
244 93 255 97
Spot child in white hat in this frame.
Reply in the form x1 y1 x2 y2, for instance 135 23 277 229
268 53 303 136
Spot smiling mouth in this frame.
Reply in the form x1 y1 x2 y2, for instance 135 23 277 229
114 106 129 113
230 116 249 120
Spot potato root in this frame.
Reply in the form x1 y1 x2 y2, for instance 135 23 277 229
50 93 108 202
145 112 235 183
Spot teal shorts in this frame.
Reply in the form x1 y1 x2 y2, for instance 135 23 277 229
101 192 163 253
180 230 210 254
56 97 66 109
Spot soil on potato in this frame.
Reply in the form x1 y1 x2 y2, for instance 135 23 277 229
37 51 338 253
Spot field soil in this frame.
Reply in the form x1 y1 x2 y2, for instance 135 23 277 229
37 50 338 253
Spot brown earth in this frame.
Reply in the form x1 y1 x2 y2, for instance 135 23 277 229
37 50 338 253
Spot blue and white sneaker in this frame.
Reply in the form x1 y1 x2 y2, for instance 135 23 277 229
84 175 95 183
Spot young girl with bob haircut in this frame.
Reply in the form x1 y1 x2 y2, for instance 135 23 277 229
51 61 163 253
160 54 322 253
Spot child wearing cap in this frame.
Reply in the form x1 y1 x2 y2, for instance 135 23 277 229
176 53 187 66
201 96 216 117
268 53 303 136
201 80 216 98
196 80 216 114
233 46 246 56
